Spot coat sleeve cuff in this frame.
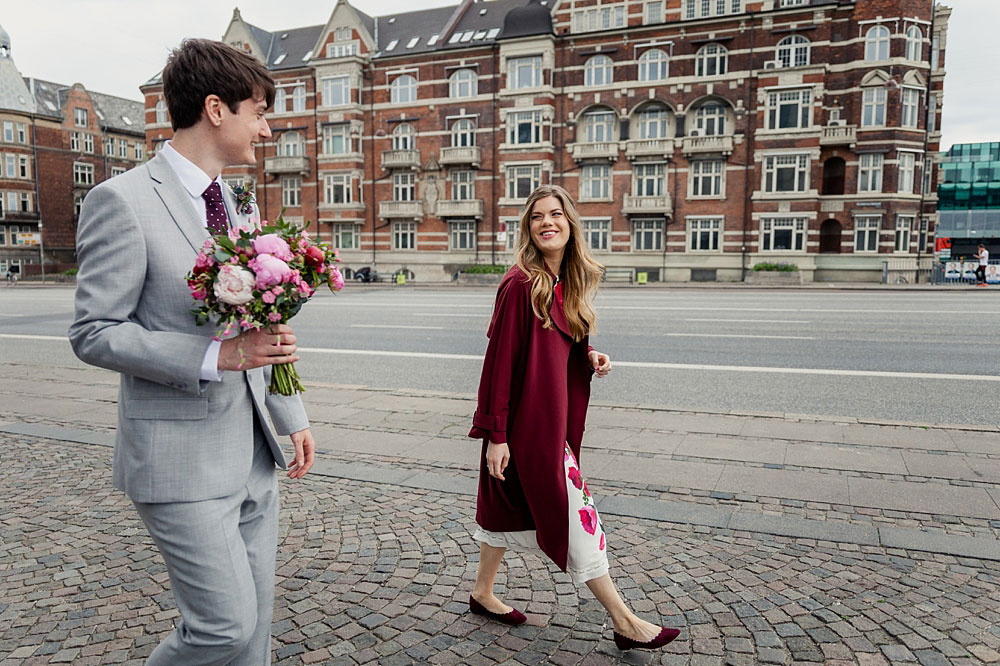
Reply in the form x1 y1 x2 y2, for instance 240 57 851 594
469 411 507 443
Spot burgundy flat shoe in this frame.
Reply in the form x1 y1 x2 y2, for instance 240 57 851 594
469 595 527 625
613 626 681 650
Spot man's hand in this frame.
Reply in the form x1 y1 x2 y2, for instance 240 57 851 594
486 442 510 481
287 428 315 479
588 350 612 378
218 324 299 372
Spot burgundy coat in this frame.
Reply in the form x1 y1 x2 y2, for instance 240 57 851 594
469 266 593 571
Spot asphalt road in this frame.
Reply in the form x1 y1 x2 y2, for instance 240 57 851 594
1 284 998 426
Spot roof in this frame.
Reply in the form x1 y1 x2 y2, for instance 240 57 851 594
27 79 64 119
0 48 36 114
260 24 325 71
89 91 145 135
498 0 553 40
375 5 459 57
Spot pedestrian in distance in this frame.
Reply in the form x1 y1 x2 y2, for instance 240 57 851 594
975 244 989 286
467 184 681 652
69 39 316 666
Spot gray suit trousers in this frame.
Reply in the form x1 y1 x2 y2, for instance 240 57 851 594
134 430 278 666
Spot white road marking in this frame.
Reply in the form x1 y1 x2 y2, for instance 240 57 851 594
663 333 813 340
315 302 988 315
350 324 445 330
413 313 490 318
0 333 67 341
685 318 810 324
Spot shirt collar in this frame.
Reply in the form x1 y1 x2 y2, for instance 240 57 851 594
160 140 220 200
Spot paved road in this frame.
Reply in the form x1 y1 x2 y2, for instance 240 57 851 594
1 285 997 426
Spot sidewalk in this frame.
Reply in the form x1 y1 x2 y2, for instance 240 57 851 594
1 362 999 665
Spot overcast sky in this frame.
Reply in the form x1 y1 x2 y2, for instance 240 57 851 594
2 0 992 151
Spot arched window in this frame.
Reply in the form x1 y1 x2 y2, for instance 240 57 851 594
905 26 923 61
392 123 414 150
776 35 810 68
636 104 670 139
292 85 306 112
638 49 668 82
585 55 613 87
696 44 727 77
273 88 287 114
449 69 477 99
451 118 475 147
581 109 616 143
391 75 417 104
866 25 890 62
693 102 727 136
278 131 303 156
155 100 167 124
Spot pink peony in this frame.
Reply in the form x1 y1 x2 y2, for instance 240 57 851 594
213 264 255 305
191 288 207 301
328 266 345 291
579 506 598 535
251 234 293 261
262 291 276 304
268 311 282 323
273 286 285 295
250 253 293 288
568 467 584 490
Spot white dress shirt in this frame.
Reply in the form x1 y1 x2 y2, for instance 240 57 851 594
159 141 226 382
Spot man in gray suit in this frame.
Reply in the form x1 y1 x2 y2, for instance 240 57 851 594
69 39 316 666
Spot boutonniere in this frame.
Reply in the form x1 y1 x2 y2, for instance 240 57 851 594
232 182 256 215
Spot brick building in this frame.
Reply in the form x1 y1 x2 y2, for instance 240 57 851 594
0 24 145 277
142 0 950 282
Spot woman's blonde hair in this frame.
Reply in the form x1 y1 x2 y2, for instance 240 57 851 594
514 184 604 341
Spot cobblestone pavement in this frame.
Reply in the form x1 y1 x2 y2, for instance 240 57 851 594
3 433 1000 666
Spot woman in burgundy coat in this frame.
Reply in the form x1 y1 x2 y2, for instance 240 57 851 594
467 185 680 651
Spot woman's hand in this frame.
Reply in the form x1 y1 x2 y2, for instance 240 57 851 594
486 442 510 481
588 350 612 378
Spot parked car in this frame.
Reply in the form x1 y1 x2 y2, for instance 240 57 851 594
354 266 381 283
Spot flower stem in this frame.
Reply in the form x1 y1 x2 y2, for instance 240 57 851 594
269 362 305 396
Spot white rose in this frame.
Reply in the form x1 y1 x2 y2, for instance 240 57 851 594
213 264 256 305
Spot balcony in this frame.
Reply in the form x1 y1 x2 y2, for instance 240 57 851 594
571 142 619 162
2 210 40 222
820 124 857 146
378 200 423 219
436 199 484 218
681 134 734 156
622 194 672 215
381 149 421 170
439 146 482 167
625 139 675 161
263 155 309 175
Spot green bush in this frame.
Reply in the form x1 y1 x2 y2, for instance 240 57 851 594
63 268 79 276
751 262 798 272
463 264 507 274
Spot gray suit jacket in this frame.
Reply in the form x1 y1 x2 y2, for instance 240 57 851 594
69 153 309 503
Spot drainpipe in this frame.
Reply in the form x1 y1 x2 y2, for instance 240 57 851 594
740 11 757 282
490 43 499 266
914 0 936 283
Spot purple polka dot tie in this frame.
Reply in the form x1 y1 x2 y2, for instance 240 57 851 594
201 181 230 235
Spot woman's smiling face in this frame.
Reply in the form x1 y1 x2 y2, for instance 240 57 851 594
529 195 570 260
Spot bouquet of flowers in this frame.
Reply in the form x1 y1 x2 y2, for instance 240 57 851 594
186 215 345 395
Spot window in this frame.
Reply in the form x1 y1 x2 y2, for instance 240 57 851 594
763 154 809 193
506 165 541 199
292 85 306 113
902 88 920 128
74 194 84 218
18 156 29 179
391 75 417 104
690 160 724 197
74 108 88 127
10 225 22 244
927 94 936 132
274 88 287 114
118 139 128 158
325 174 352 204
696 44 728 77
694 102 727 135
450 220 476 250
865 25 890 62
134 143 145 160
451 119 476 147
104 137 115 156
582 110 615 143
508 56 542 89
278 131 303 157
282 177 301 206
923 162 933 195
18 192 31 212
905 26 923 61
761 218 806 251
858 153 883 193
638 49 668 82
854 216 880 252
17 123 26 143
393 221 416 250
508 111 542 145
633 219 663 251
861 87 886 127
334 223 358 250
323 123 351 154
766 89 811 130
776 35 810 68
637 105 670 139
634 163 665 196
572 6 626 32
585 56 613 87
689 217 722 251
2 122 12 142
931 34 940 69
111 166 126 177
917 218 929 253
327 42 358 58
894 215 913 252
779 0 807 5
645 1 663 24
451 170 475 200
392 123 414 150
4 156 14 178
685 0 741 20
393 172 415 201
449 69 477 98
583 219 610 251
322 76 351 107
73 162 94 186
155 100 168 124
70 132 81 152
898 152 916 194
581 165 611 200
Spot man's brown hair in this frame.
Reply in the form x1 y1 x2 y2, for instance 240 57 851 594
162 39 275 131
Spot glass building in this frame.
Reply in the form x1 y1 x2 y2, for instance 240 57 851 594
937 142 1000 255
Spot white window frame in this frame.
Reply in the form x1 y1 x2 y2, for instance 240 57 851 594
273 88 287 114
449 69 478 99
905 26 923 61
776 35 810 68
155 100 168 124
685 0 742 20
110 166 126 177
73 162 94 186
4 155 15 179
766 89 812 130
696 43 728 78
572 6 626 33
292 85 306 113
690 160 724 198
322 75 351 107
392 123 414 151
583 219 611 252
507 56 543 90
449 220 477 251
634 163 665 196
694 102 727 135
506 164 541 199
83 133 95 154
282 176 301 207
763 154 810 193
854 216 881 253
74 108 88 127
644 1 664 24
278 131 304 157
17 156 29 179
633 219 663 252
580 164 611 200
393 221 416 250
393 172 416 201
451 118 476 147
897 152 916 194
761 217 806 252
70 132 81 152
894 215 913 253
334 222 359 250
638 49 669 83
324 174 352 204
865 25 891 62
507 111 542 145
391 75 418 104
861 87 886 127
451 170 475 200
584 55 613 87
323 123 351 155
637 105 669 139
901 88 920 129
118 138 128 159
134 142 145 160
2 122 12 142
688 217 722 252
581 110 616 143
858 153 884 193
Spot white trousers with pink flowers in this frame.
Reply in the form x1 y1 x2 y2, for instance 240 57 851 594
473 444 609 584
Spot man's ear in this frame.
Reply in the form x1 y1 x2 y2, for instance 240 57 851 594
203 95 224 127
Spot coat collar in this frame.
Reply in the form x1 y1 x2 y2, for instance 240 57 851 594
545 264 573 339
146 152 210 254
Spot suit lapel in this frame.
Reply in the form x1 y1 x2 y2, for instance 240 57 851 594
146 153 208 254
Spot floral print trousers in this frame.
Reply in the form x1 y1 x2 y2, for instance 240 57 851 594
473 444 610 584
